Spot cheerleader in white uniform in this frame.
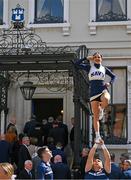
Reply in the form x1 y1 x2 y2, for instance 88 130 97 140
75 52 116 143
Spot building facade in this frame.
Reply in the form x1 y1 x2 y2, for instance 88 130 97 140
0 0 131 162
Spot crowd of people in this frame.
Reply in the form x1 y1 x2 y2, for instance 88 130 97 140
0 115 131 179
0 115 71 179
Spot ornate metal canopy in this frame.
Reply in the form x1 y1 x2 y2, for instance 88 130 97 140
0 4 90 164
0 23 80 71
0 13 89 100
0 22 79 56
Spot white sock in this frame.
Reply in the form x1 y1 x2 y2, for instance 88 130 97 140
95 132 100 138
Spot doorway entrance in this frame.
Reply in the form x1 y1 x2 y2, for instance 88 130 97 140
32 98 63 122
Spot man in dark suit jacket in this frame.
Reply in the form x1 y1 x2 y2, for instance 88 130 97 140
18 160 33 179
52 142 67 164
18 136 31 172
49 120 68 149
23 115 37 137
109 153 122 179
57 115 68 147
52 155 71 179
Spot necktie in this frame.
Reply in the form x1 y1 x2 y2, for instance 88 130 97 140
29 171 32 178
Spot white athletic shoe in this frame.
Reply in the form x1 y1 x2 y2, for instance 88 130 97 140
99 107 104 120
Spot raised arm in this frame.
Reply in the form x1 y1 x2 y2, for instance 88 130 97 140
74 57 91 72
85 144 98 172
100 140 111 174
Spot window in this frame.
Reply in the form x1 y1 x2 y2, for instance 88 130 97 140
0 0 8 28
28 0 70 35
0 0 3 25
101 68 127 144
34 0 64 24
96 0 127 22
89 0 131 35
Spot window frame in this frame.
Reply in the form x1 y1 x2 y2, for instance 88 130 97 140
0 0 8 29
34 0 64 24
89 0 131 35
28 0 70 35
96 0 127 22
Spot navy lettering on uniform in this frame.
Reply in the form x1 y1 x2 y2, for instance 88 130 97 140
91 71 104 77
75 58 116 100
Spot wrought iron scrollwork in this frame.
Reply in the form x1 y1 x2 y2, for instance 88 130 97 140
97 11 127 22
34 15 63 24
0 24 47 55
0 23 81 56
38 71 72 92
9 71 73 92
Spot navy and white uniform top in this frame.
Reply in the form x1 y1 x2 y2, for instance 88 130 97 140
37 161 53 180
75 57 116 101
84 169 109 179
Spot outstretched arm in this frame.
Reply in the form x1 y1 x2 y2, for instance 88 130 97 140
85 143 98 172
100 140 111 174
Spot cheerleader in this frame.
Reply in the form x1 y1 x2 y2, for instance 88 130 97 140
75 52 116 143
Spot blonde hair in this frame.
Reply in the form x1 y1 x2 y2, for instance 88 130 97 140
0 163 14 177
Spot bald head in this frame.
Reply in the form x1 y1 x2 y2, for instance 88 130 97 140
54 155 62 163
24 160 32 171
24 160 32 165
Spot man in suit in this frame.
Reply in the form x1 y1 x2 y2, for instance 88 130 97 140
18 160 33 179
52 142 67 164
109 153 122 179
52 155 71 179
18 136 31 173
57 115 68 148
49 119 68 149
23 114 37 137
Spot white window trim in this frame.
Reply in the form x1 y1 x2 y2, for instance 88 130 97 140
89 0 131 35
27 0 70 36
0 0 9 29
